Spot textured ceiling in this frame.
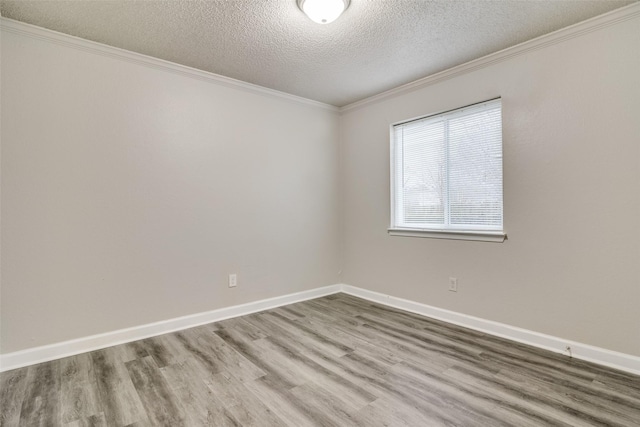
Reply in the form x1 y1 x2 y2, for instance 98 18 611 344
1 0 635 107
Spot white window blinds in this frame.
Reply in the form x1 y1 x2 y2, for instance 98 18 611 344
391 99 503 235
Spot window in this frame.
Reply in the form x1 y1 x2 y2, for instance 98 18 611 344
390 98 504 242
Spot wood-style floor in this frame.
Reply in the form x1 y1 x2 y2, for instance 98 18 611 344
1 294 639 426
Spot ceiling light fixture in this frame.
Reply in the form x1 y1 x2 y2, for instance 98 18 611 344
297 0 350 25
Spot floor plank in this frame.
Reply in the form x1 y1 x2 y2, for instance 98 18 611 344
161 358 240 427
59 353 100 424
0 367 29 426
125 356 186 426
90 347 149 426
19 361 61 426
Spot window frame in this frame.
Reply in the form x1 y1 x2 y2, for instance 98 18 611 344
388 98 506 243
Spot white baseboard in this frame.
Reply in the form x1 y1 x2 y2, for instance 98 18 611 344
3 283 639 376
342 285 640 376
0 284 341 372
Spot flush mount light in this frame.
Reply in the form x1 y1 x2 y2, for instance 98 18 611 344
297 0 350 24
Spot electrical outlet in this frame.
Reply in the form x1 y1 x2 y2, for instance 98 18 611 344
449 277 458 292
228 273 237 288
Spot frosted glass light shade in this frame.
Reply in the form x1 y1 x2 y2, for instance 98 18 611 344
298 0 350 24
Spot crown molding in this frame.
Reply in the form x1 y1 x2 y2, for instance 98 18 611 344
3 2 637 115
340 2 640 113
0 17 339 113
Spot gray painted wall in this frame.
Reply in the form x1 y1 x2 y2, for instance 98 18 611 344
0 29 340 353
340 17 640 357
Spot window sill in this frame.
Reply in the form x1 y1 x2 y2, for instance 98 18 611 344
388 228 506 242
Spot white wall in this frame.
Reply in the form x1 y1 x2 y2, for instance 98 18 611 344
0 27 340 353
340 16 640 357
